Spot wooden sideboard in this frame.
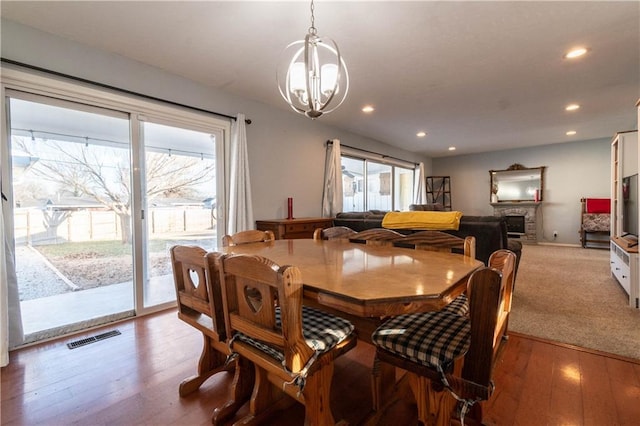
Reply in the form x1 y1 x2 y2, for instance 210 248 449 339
256 217 334 240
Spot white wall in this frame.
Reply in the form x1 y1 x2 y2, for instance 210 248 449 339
1 19 431 222
432 138 611 245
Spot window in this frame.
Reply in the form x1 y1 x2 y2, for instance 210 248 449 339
341 154 415 212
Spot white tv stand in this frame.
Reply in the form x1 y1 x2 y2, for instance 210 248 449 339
610 237 639 308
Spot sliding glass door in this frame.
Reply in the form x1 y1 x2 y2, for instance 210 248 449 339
140 120 219 309
8 94 135 343
2 79 228 346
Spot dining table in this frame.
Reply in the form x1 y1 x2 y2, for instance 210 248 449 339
212 238 485 424
221 238 484 320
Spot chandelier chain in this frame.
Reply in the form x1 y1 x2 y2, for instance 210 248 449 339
309 0 317 35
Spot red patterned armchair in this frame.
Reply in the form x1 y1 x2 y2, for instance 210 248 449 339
580 198 610 248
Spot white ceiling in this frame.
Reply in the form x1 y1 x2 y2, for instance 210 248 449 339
1 1 638 158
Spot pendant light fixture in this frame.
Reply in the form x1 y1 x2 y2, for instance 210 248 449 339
277 0 349 119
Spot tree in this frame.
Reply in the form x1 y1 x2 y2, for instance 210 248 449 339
14 137 215 244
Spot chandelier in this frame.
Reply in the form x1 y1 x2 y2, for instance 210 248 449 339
277 0 349 119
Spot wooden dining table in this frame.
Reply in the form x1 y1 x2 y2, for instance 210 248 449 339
215 238 484 424
222 238 483 318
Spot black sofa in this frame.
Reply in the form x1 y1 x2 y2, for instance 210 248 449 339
332 210 522 269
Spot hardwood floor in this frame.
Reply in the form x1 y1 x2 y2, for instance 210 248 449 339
2 309 639 425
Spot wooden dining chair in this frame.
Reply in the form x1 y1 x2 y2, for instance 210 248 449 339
171 246 231 396
398 230 476 258
217 253 357 425
349 228 405 246
488 249 517 343
397 231 476 316
222 229 275 247
312 225 357 241
170 246 251 424
371 252 516 426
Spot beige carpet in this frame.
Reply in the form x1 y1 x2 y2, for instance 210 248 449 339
510 243 640 360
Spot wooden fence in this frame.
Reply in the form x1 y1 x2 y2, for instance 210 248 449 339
13 208 215 245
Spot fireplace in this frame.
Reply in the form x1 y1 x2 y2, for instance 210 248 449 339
492 202 540 242
505 215 526 235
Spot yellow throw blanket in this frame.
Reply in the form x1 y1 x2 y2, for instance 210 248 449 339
382 211 463 230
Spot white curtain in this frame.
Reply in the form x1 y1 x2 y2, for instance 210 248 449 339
413 162 427 204
1 192 23 366
1 204 8 366
227 113 254 234
322 139 343 217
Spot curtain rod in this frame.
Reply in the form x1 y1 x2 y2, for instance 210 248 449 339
326 140 418 167
0 58 252 125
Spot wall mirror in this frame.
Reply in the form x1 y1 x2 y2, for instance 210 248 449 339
490 164 545 203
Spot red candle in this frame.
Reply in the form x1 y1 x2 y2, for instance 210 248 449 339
287 197 293 219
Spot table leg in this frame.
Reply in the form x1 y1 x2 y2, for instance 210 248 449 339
371 356 397 411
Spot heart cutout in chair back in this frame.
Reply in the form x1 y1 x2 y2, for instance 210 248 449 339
188 268 201 289
244 286 263 313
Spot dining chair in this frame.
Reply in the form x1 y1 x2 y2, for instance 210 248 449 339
349 228 405 246
171 245 231 396
399 230 476 258
170 246 251 424
371 252 516 426
222 229 275 247
397 230 476 316
217 253 357 425
312 225 357 240
488 249 517 343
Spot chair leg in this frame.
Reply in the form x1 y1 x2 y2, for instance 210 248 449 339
212 356 254 425
179 334 233 397
303 363 336 426
408 373 456 426
232 363 291 425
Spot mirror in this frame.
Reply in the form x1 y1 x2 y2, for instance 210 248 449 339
490 164 545 203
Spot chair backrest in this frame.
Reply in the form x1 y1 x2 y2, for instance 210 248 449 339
349 228 405 246
222 229 275 247
218 253 313 372
397 230 476 259
170 245 226 341
313 226 357 241
458 267 505 400
488 249 517 342
581 197 611 214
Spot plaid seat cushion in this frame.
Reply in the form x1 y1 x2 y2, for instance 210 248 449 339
234 306 355 363
371 310 470 370
442 294 469 316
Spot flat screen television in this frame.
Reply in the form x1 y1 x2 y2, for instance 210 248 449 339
622 174 639 238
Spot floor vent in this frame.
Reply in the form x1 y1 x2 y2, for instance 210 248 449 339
67 330 121 349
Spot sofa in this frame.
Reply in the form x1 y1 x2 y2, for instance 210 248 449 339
332 209 522 270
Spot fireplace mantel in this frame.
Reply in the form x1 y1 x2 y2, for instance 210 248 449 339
491 202 541 207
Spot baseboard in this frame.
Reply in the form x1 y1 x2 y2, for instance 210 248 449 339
509 332 640 365
535 242 582 247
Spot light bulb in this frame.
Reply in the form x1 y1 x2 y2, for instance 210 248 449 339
321 63 338 95
289 62 307 93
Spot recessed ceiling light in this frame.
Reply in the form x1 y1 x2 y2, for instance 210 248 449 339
448 146 456 151
565 104 580 111
566 130 577 136
362 105 375 113
416 131 427 137
564 47 588 59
